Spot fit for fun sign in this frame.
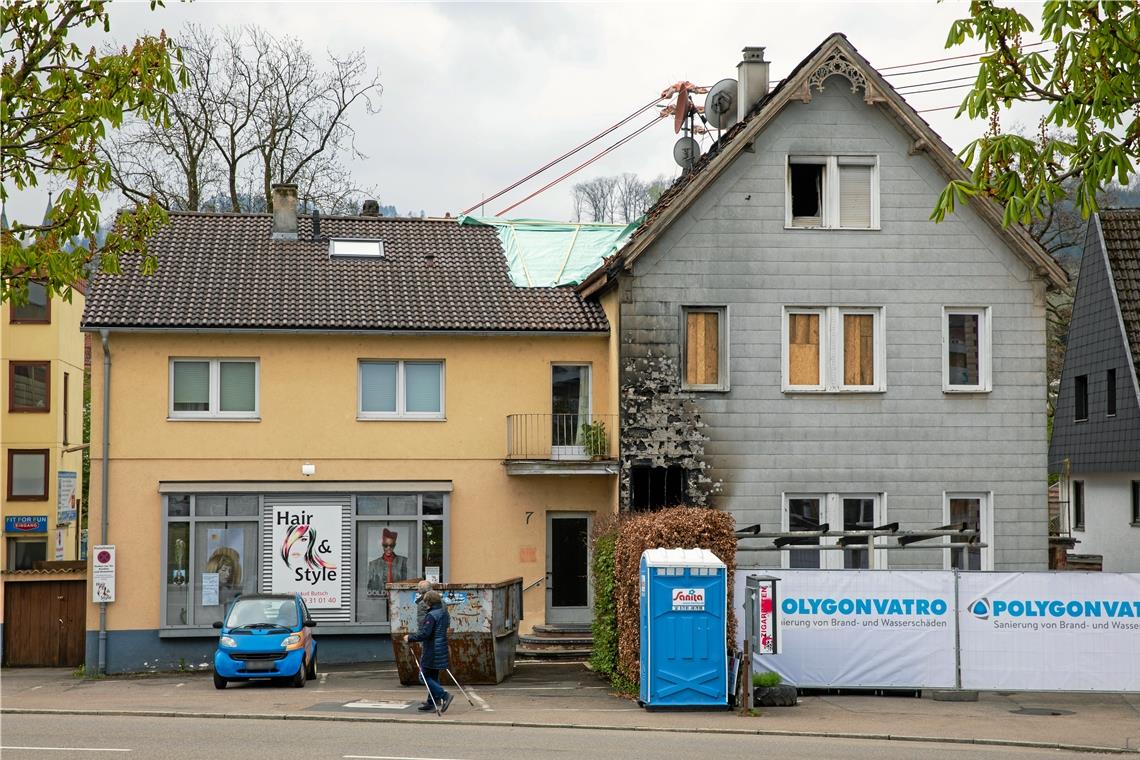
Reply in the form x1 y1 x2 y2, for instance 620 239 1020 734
271 505 342 609
672 588 705 611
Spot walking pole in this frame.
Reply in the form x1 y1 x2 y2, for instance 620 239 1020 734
443 668 475 707
412 644 440 715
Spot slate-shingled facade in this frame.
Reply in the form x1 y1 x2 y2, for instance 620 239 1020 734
1049 209 1140 572
583 34 1066 571
81 205 619 673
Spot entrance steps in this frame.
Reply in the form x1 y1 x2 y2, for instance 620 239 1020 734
516 623 593 660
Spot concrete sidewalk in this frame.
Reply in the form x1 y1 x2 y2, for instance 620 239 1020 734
2 662 1138 754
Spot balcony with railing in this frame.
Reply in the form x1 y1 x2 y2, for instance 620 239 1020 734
504 413 619 475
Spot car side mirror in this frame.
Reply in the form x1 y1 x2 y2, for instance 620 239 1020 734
304 618 316 628
212 621 223 629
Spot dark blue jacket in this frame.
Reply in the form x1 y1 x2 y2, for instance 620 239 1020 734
408 603 449 669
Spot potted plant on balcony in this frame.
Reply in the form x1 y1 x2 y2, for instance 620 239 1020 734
578 421 608 460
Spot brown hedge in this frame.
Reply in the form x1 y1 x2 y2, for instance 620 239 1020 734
613 506 737 684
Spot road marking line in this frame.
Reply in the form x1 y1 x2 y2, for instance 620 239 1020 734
344 756 469 760
2 747 132 753
466 689 493 712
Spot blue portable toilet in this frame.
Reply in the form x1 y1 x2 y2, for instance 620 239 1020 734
639 548 728 709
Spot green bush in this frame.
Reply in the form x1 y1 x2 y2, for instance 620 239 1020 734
753 671 782 687
589 525 619 680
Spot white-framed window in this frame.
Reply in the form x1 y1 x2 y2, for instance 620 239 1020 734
169 359 259 419
942 492 993 571
786 155 879 230
781 492 888 569
359 360 445 419
681 306 729 391
943 307 991 392
551 363 591 458
782 307 884 392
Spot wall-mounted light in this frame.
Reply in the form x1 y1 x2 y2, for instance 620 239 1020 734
301 462 316 477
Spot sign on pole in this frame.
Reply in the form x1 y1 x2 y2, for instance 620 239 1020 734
92 545 116 603
57 470 78 523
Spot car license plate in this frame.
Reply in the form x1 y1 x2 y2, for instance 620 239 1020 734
244 661 275 672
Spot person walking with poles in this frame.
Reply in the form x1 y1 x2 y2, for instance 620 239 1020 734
408 589 452 714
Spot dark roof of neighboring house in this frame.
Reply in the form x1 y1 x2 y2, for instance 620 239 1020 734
579 33 1068 296
82 213 608 333
1100 208 1140 379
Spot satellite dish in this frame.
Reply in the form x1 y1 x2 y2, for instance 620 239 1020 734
673 136 701 169
705 78 738 130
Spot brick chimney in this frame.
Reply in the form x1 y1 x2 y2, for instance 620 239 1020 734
737 47 770 123
361 199 380 216
271 183 298 240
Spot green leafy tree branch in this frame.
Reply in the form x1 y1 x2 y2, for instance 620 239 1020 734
1 0 186 305
932 1 1139 227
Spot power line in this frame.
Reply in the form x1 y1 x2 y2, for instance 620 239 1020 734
477 42 1054 215
896 74 977 91
460 95 666 216
877 39 1047 71
496 117 664 217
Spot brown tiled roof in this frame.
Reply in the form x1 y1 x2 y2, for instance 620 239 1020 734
83 213 608 333
1100 208 1140 379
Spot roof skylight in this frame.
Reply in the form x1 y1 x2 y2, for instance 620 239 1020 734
329 239 384 257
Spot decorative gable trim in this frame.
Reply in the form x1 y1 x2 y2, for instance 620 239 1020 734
798 48 885 105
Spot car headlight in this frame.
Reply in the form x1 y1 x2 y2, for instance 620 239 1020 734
281 633 302 649
219 636 237 648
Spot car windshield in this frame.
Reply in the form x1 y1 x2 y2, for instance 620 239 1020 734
225 598 298 629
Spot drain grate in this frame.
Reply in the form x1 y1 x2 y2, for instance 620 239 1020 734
1011 707 1075 716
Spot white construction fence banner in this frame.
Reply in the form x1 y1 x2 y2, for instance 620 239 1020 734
734 570 956 689
959 572 1140 692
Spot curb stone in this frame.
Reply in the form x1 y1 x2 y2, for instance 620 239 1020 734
3 707 1137 755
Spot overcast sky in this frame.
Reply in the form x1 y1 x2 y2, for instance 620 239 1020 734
4 0 1050 226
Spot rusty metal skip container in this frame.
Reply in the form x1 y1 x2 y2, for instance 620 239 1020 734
389 578 523 684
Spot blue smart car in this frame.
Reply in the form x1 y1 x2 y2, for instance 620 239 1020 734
212 593 317 689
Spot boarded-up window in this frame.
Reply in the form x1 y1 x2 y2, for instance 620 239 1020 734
788 313 820 386
843 314 875 386
685 310 721 387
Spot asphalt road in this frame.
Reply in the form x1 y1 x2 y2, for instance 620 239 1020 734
0 714 1122 760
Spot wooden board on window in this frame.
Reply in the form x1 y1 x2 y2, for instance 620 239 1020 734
788 313 820 386
686 311 719 386
844 314 874 385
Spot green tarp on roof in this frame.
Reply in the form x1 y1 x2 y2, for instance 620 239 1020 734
458 216 640 288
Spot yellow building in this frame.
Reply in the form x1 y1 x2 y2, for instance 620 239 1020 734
81 187 620 672
1 275 87 663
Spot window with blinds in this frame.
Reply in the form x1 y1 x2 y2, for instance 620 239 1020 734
784 307 882 392
10 361 50 412
682 307 728 390
359 360 444 419
786 155 877 229
170 359 258 418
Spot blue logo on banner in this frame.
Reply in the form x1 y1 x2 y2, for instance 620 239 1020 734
970 598 991 620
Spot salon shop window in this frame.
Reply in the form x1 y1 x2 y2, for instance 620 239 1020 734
354 492 447 624
163 494 260 628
